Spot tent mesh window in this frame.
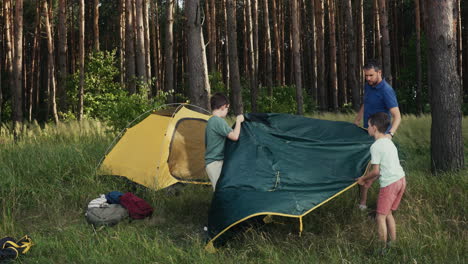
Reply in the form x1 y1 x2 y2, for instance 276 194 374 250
168 118 209 182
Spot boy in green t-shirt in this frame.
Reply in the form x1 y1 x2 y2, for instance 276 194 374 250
205 93 244 190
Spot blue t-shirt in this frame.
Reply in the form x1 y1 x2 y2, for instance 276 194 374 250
363 79 398 128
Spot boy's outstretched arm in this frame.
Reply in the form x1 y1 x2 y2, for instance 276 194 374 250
356 164 380 185
227 115 245 141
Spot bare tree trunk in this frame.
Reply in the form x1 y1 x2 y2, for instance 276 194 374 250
252 0 259 89
78 0 85 120
245 0 258 112
13 0 24 128
291 0 303 114
29 2 41 122
337 0 347 106
426 0 464 172
125 0 136 93
164 0 174 97
272 0 281 85
456 0 462 81
357 0 364 91
309 0 317 104
143 0 151 87
378 0 392 85
135 0 147 87
185 0 210 110
120 0 125 87
57 0 67 112
43 0 59 123
150 0 161 92
344 0 359 111
223 0 230 91
226 0 243 114
328 0 338 110
94 0 100 51
374 0 382 65
415 0 423 114
263 0 273 92
463 0 468 99
4 0 14 124
315 0 326 110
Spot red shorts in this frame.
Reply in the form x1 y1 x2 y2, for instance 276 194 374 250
376 177 406 215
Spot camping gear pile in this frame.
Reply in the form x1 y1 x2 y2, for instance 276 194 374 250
0 235 33 261
85 191 153 226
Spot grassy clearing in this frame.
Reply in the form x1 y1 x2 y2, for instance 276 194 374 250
0 115 467 263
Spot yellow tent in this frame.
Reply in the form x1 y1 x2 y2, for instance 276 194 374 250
99 105 211 190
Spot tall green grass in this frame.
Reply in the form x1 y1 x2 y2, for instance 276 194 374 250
0 115 466 263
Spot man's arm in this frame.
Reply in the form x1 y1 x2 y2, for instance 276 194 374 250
227 115 245 141
389 106 401 134
354 104 364 126
357 164 380 185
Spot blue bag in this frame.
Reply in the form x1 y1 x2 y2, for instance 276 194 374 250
105 191 124 204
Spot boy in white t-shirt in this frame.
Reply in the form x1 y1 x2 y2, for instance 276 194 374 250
357 112 406 249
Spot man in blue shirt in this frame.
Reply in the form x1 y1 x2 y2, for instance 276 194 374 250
354 60 402 210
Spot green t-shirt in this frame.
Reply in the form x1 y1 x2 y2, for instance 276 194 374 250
205 116 233 165
370 138 405 187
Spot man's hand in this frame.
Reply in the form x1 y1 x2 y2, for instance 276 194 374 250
236 114 245 123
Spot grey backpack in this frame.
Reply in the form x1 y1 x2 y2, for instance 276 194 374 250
85 204 128 226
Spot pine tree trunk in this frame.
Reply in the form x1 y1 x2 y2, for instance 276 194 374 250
263 0 273 92
29 2 41 122
272 0 281 85
426 0 464 172
150 0 161 93
456 0 462 80
223 0 230 91
328 0 338 110
78 0 85 120
12 0 24 129
57 0 67 112
143 0 151 86
374 0 382 66
315 0 326 110
252 0 259 89
185 0 210 110
246 0 258 112
120 0 125 88
378 0 392 85
463 0 468 99
291 0 303 114
337 0 347 106
135 0 147 86
94 0 100 51
344 0 359 110
415 0 423 114
226 0 243 114
4 0 14 124
357 0 364 90
43 0 59 123
164 0 174 96
125 0 136 93
309 0 317 104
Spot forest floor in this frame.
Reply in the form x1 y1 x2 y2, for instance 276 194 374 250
0 114 467 263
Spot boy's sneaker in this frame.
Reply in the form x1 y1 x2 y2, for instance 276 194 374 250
358 204 368 211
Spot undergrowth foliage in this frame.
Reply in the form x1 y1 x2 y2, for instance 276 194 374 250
0 115 466 263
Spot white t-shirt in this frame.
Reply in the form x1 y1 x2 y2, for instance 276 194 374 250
370 138 405 187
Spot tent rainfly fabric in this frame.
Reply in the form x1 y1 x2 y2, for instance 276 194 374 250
206 113 373 249
99 105 211 190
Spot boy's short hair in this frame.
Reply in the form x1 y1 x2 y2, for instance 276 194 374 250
369 112 390 133
363 59 382 72
210 93 229 110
